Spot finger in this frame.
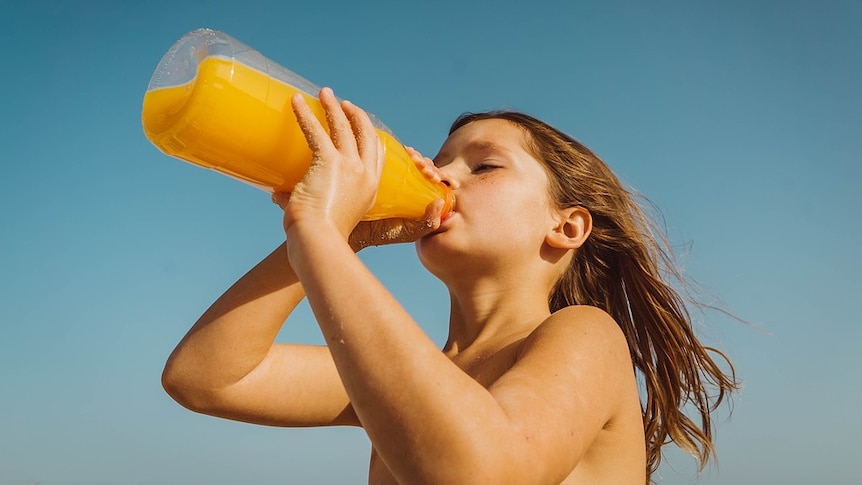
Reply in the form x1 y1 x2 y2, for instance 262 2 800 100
423 198 445 229
402 198 444 239
406 146 432 169
343 99 383 175
291 94 334 157
319 87 358 154
376 136 386 177
419 161 442 183
406 146 442 183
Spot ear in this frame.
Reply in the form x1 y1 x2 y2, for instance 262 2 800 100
546 206 592 250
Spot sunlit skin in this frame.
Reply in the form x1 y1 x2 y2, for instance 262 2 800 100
162 87 646 484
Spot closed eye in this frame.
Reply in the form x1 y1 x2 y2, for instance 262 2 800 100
471 164 498 173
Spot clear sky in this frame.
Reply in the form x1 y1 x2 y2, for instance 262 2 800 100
1 1 860 484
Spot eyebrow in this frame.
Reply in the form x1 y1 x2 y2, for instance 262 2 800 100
435 140 511 164
466 140 509 155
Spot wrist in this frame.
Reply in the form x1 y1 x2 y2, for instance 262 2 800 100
285 218 347 253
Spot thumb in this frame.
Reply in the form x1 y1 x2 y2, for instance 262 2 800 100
410 198 445 235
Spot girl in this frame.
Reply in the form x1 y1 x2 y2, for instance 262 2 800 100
162 87 738 484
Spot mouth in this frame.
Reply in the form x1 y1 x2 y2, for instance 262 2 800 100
440 210 454 224
422 211 454 239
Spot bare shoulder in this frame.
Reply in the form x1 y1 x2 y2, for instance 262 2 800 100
520 305 630 365
508 305 636 419
493 304 636 412
487 306 643 482
540 304 623 332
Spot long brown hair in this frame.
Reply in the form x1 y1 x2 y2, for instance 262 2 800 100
450 111 740 483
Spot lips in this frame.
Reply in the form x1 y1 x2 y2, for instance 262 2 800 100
440 210 455 224
422 211 454 239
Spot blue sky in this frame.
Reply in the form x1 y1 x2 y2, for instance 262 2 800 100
1 0 860 483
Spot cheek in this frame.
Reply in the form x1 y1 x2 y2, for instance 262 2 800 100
489 181 549 217
473 186 552 241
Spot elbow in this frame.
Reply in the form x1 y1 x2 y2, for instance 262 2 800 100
451 456 550 485
440 433 567 485
161 361 194 409
161 364 186 404
161 357 220 414
410 438 531 485
425 461 524 485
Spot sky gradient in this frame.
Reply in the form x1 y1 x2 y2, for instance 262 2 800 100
1 1 860 484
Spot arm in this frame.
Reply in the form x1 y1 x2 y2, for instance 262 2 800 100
282 89 637 482
161 133 443 426
161 242 358 426
288 222 634 482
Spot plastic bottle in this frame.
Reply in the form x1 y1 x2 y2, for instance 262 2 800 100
142 29 453 221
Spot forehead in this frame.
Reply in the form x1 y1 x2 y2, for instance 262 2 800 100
435 118 532 161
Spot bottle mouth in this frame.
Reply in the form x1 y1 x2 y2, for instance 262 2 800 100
441 187 456 217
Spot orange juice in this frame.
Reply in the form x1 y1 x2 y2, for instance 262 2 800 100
142 31 452 220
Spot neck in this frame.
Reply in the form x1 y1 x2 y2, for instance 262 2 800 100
428 242 572 355
443 274 553 356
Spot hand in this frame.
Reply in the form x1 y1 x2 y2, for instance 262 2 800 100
347 198 445 251
273 147 449 251
281 87 384 240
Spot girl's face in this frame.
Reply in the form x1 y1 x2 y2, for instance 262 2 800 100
416 119 561 277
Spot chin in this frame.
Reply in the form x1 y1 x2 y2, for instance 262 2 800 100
416 236 498 282
415 234 461 276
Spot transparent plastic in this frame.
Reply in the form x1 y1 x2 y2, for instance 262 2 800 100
142 29 453 220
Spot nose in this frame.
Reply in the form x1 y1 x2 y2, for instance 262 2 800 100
437 166 459 189
440 175 459 190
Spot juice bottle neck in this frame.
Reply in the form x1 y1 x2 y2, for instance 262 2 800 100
441 186 455 216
